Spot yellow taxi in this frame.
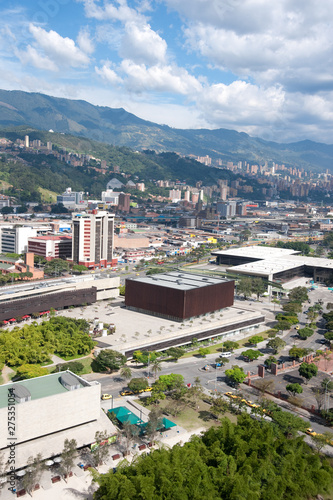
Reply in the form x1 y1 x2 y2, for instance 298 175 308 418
101 394 112 400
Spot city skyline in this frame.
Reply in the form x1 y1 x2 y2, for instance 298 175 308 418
1 1 333 143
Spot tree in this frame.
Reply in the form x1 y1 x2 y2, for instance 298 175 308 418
221 341 239 352
247 335 264 346
324 331 333 341
132 350 157 366
120 366 132 381
241 349 263 361
267 337 286 354
198 347 210 357
128 377 148 393
165 347 184 361
289 346 309 360
311 432 333 454
16 364 48 379
321 377 333 393
275 320 292 333
92 431 112 467
286 383 303 396
298 327 314 340
225 365 246 386
94 349 127 372
299 362 318 384
251 278 266 300
44 258 69 276
153 373 184 392
56 361 84 374
122 421 139 453
210 396 229 417
271 410 308 438
288 286 308 304
22 454 45 495
151 360 161 379
119 285 126 296
60 438 77 481
72 264 88 274
145 407 163 442
282 302 302 315
237 277 252 299
264 356 277 369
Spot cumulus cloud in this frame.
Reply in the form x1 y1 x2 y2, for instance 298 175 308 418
120 22 167 65
29 24 90 68
15 45 58 72
79 0 147 24
77 27 95 55
120 60 202 94
95 62 123 85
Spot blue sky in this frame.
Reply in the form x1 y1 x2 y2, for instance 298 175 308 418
1 0 333 143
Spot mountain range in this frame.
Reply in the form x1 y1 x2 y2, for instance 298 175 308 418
0 89 333 172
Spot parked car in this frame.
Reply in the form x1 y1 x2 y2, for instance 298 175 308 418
101 394 112 400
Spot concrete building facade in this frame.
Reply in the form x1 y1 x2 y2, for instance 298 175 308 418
72 210 115 269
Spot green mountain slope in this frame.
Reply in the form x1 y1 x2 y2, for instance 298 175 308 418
0 89 333 171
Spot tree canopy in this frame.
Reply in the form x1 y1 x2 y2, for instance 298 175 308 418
94 349 127 372
94 414 333 500
0 316 93 366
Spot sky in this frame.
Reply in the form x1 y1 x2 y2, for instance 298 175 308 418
1 0 333 143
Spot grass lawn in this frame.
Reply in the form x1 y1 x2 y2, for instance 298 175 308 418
140 397 237 432
47 356 93 375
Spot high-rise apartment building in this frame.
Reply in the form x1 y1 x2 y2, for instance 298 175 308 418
118 193 130 212
71 210 115 269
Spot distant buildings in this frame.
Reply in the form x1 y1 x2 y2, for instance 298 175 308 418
28 234 72 261
57 187 84 208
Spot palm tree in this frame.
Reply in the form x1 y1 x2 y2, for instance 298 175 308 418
151 360 162 379
120 365 132 381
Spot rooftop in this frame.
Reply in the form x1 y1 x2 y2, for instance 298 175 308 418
212 245 299 259
0 371 86 409
128 270 232 291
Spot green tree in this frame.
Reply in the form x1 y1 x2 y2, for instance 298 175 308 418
288 286 309 304
267 337 286 354
44 258 69 276
151 359 162 379
299 362 318 384
282 302 302 315
145 407 163 442
251 277 266 300
298 327 314 339
60 438 77 482
56 361 84 374
225 365 246 386
241 349 263 361
275 320 292 333
324 331 333 341
210 396 229 417
22 454 45 495
237 277 252 299
119 284 126 296
72 264 87 274
153 373 184 392
165 347 184 361
92 431 112 467
286 383 303 396
94 349 127 372
16 364 48 379
247 335 264 346
271 409 308 437
221 340 239 352
132 350 158 366
120 365 132 380
198 347 210 357
289 346 309 360
128 377 148 393
264 355 277 369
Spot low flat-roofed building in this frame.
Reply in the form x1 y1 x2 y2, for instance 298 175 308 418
125 271 234 321
212 245 333 283
0 371 100 449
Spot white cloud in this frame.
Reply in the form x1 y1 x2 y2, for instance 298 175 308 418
77 27 95 55
15 45 58 72
120 22 167 65
95 62 123 85
79 0 147 24
29 24 90 68
120 60 202 94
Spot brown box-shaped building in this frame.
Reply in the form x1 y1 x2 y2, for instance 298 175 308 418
125 271 234 321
